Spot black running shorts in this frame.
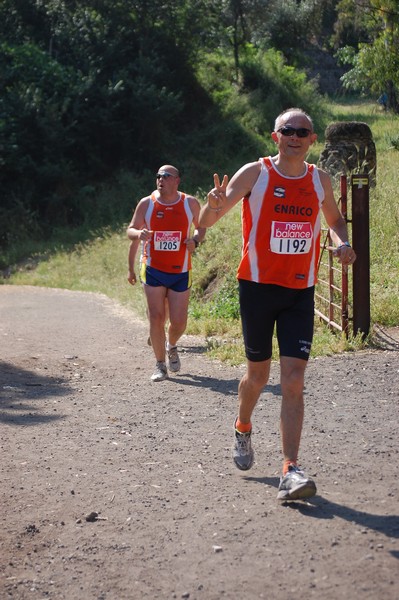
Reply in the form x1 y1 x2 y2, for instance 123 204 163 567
238 280 315 362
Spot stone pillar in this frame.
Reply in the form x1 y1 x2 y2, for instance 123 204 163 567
318 121 376 186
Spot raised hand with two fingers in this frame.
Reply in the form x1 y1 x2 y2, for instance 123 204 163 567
207 173 229 213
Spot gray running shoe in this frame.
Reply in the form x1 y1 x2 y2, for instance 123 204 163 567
277 464 317 501
151 361 168 382
232 419 254 471
167 345 181 372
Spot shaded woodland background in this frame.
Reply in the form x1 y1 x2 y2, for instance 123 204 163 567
1 0 398 264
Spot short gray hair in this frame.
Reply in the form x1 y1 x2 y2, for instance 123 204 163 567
274 108 314 132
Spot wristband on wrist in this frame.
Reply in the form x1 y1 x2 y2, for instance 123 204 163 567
337 241 351 249
207 204 221 212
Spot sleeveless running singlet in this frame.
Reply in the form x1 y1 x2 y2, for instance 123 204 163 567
141 192 193 274
237 157 325 289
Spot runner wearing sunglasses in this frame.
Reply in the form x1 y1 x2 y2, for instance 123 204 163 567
199 107 356 501
127 165 206 382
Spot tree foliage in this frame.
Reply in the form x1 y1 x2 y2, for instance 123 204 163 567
335 0 399 110
0 0 215 248
0 0 393 260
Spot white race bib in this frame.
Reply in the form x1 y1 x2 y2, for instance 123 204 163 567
270 221 313 254
153 231 182 251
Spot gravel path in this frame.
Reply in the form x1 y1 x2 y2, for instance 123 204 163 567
1 285 398 600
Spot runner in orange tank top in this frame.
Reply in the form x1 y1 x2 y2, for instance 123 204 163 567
127 165 206 382
199 108 356 501
238 157 324 288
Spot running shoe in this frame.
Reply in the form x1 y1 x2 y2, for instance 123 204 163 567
167 345 181 373
277 464 317 500
232 419 254 471
151 361 168 382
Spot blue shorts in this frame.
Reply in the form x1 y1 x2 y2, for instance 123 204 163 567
140 264 192 292
239 280 315 362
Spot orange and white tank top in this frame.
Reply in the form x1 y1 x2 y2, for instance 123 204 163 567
237 157 325 288
141 192 193 273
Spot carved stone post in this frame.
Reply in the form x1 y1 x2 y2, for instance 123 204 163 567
318 121 376 186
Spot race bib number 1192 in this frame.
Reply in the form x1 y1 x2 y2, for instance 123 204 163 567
270 221 313 254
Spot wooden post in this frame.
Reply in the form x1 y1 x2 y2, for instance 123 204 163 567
351 174 370 338
340 176 349 336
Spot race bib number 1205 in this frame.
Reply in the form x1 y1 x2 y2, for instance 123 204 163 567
154 231 182 251
270 221 313 254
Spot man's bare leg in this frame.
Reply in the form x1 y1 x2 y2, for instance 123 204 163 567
166 289 190 347
165 289 190 372
279 356 307 467
233 359 270 471
238 359 271 423
277 356 316 500
144 285 168 362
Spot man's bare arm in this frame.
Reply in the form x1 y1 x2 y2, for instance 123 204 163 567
199 162 261 228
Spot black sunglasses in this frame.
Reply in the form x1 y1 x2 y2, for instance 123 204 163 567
277 126 312 138
156 172 175 179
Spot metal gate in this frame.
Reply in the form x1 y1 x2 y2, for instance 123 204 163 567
315 174 370 338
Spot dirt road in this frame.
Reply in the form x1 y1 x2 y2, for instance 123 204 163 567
1 285 398 599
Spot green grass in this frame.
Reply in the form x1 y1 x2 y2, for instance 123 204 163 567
4 100 399 364
8 227 148 316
